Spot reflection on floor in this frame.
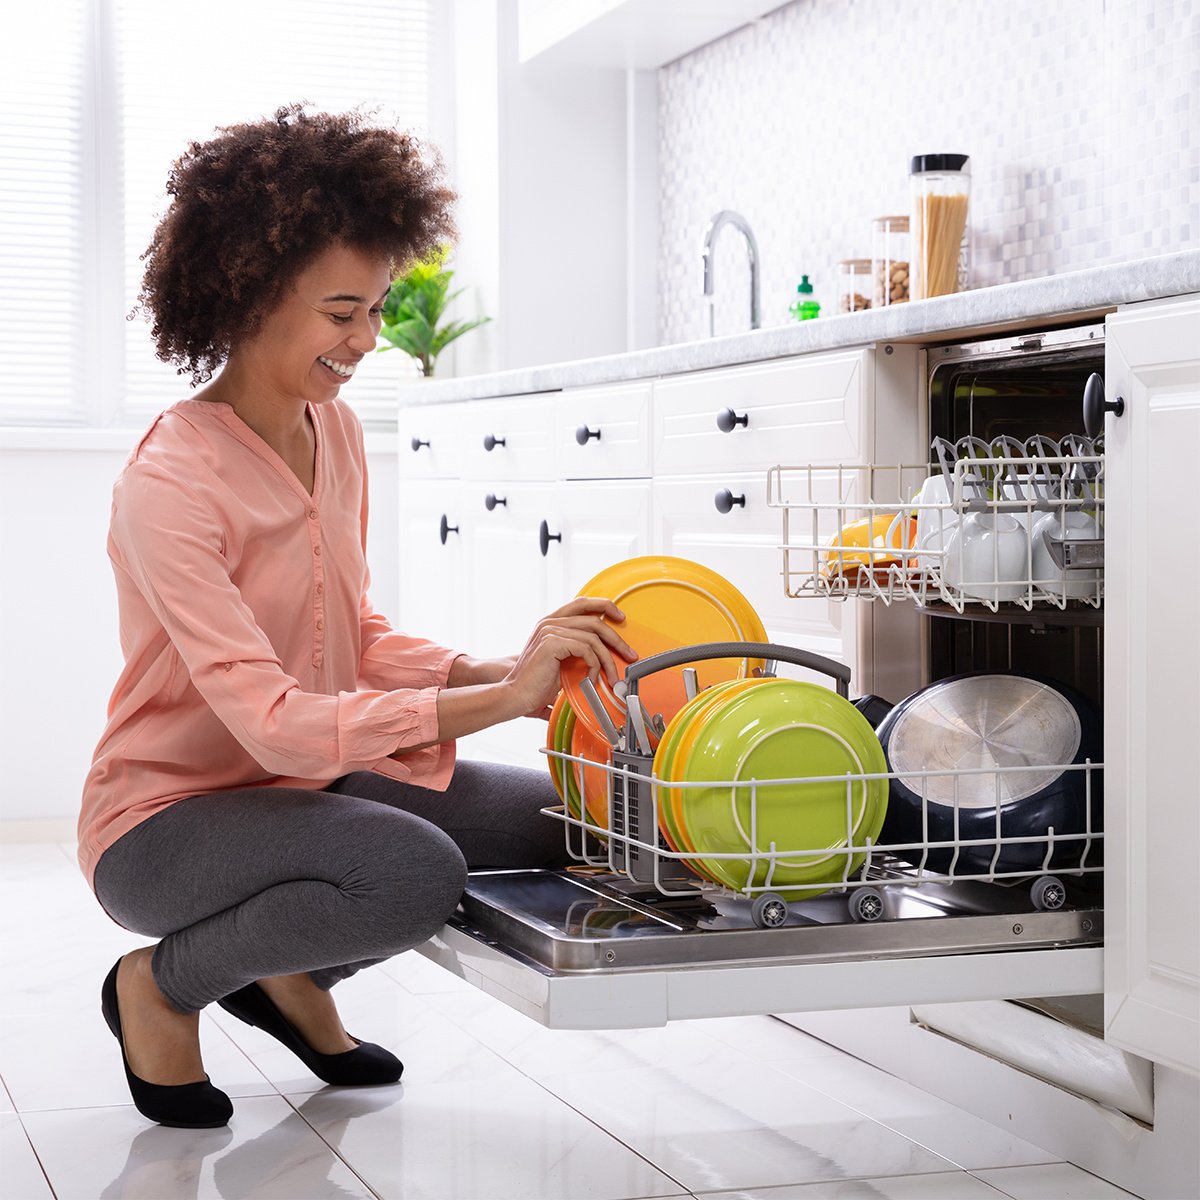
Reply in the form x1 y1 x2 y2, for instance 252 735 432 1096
0 843 1137 1200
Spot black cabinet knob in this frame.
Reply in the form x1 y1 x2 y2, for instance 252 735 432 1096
716 407 749 433
484 493 507 511
714 488 746 514
439 514 459 544
1082 372 1124 439
410 436 430 452
575 424 601 445
539 519 562 557
483 433 507 452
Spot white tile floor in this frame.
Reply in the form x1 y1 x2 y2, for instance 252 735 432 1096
0 843 1140 1200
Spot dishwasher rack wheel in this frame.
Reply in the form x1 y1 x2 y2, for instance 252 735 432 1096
849 886 886 923
751 893 789 929
1030 875 1067 912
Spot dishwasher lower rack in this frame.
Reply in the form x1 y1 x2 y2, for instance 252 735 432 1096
766 452 1105 615
541 744 1104 929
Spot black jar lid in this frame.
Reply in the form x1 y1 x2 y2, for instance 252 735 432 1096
910 153 969 173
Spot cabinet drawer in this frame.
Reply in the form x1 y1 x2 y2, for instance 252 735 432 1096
460 395 558 482
554 381 653 478
653 350 869 475
397 402 471 480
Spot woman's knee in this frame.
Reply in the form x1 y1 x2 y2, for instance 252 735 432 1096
347 816 468 952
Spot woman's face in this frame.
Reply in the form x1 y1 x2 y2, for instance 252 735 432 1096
238 243 393 406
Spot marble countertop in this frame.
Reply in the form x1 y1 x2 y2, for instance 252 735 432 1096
409 250 1200 405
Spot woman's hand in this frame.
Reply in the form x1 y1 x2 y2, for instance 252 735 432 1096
504 597 637 719
398 599 637 752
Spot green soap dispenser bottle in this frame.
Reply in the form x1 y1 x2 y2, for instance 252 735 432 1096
790 275 820 321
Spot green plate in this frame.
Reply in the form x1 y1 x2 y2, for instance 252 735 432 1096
558 703 582 820
677 680 888 898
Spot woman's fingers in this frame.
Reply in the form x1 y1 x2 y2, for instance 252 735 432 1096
536 609 637 665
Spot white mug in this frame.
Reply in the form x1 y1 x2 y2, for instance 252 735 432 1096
1030 510 1102 600
900 475 957 572
942 512 1027 603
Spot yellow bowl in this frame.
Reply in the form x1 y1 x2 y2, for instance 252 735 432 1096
821 514 915 579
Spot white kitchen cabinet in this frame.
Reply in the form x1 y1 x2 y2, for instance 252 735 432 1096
550 479 653 596
554 381 653 480
397 402 471 480
396 479 467 650
1103 295 1200 1077
651 470 854 681
652 351 871 477
459 395 558 482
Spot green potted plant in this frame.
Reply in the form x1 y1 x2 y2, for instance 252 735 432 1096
377 245 490 377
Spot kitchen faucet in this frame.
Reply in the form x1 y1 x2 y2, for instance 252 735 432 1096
701 209 760 336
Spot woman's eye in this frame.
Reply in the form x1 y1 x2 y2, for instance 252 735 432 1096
330 313 353 324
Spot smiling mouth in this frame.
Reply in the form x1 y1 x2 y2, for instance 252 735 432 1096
318 356 356 379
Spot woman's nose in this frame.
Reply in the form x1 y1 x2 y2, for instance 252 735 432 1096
345 312 379 353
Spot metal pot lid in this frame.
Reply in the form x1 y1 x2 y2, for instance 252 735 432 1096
886 675 1082 807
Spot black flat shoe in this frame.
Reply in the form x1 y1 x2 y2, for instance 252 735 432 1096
101 958 233 1128
218 981 403 1086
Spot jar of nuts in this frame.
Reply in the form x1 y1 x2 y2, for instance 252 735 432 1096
837 259 872 313
871 215 910 306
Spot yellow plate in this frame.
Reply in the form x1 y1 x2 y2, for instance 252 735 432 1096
663 678 768 857
564 556 768 744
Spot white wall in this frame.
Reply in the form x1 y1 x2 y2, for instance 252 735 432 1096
0 435 399 826
442 0 654 377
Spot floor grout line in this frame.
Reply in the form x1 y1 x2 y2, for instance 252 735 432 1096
13 1111 59 1200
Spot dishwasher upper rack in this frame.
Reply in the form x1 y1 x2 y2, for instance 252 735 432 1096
541 642 1104 928
766 451 1105 615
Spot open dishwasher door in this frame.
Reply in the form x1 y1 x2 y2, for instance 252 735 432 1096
420 638 1105 1030
418 868 1103 1030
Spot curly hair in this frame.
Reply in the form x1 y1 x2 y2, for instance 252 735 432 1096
138 104 458 384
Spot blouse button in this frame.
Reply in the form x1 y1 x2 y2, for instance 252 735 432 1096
313 545 322 556
309 509 319 520
222 662 233 672
316 619 324 631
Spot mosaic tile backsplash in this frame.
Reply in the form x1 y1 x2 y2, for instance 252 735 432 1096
658 0 1199 343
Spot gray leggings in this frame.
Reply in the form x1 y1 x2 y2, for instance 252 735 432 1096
93 762 566 1014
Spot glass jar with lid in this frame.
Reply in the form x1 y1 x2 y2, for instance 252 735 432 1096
837 259 872 313
871 215 910 306
909 153 971 299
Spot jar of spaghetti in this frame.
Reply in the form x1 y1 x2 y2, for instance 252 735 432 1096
837 258 872 313
871 215 910 306
910 154 970 299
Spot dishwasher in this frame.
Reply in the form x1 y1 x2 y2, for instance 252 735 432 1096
419 323 1110 1031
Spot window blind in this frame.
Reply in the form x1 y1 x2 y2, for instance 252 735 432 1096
0 4 88 422
0 0 431 427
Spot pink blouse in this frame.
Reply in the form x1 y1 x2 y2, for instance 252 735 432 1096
78 397 461 888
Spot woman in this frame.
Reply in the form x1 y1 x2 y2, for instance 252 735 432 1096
78 105 634 1129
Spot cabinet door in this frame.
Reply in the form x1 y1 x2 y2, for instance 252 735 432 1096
454 481 559 771
396 479 466 648
551 479 653 597
1104 296 1200 1076
458 481 557 657
653 471 857 686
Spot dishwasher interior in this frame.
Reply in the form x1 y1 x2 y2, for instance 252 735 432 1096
425 325 1108 1025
